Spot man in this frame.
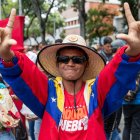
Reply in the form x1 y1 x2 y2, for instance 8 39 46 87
0 2 140 140
123 72 140 140
99 36 113 63
102 38 127 140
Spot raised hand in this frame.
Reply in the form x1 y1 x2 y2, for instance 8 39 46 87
0 8 17 61
117 3 140 56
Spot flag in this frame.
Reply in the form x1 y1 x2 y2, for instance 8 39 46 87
0 16 25 51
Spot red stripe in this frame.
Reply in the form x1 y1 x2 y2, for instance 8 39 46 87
129 53 140 62
87 107 106 140
15 51 48 106
39 111 58 140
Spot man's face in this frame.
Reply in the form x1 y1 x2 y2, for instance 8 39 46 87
57 48 87 81
103 43 112 54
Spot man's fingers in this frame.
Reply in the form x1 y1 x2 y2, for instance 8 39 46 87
8 39 17 46
0 28 5 43
0 39 17 51
124 2 135 25
6 8 16 33
116 33 130 44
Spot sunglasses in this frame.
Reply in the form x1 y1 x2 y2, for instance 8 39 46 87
57 55 88 64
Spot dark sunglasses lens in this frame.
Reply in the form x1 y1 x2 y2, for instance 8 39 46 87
57 56 87 64
57 56 69 63
72 56 86 64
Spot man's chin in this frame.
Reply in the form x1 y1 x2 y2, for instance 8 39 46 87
64 76 81 81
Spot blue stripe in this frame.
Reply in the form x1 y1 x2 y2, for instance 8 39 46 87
102 55 140 118
46 79 62 126
0 58 21 77
88 78 98 118
123 90 140 105
115 54 140 90
102 81 128 118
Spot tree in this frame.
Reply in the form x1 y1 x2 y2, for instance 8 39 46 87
86 4 115 46
1 0 18 18
24 0 65 43
1 0 65 44
72 0 86 38
66 0 108 38
46 12 65 38
29 0 56 43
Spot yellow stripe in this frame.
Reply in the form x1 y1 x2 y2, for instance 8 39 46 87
54 78 95 112
86 79 95 102
54 77 64 112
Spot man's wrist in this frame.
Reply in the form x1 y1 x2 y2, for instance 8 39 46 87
1 50 15 62
125 47 140 57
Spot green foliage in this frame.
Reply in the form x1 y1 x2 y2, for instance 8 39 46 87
57 0 67 12
23 0 65 40
25 18 40 37
1 0 18 18
1 0 65 42
86 4 115 44
46 12 65 37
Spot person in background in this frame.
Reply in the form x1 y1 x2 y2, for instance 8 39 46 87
0 3 140 140
55 39 63 44
99 37 115 139
111 39 126 55
24 45 37 63
99 36 113 63
38 43 46 52
123 72 140 140
0 76 20 140
10 89 28 140
99 37 118 140
104 39 127 140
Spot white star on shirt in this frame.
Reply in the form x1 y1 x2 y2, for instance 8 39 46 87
91 92 94 98
51 97 56 102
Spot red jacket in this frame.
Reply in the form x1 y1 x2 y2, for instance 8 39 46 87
0 46 140 140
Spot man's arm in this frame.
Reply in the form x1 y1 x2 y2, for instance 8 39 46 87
117 3 140 56
89 2 140 118
0 51 48 118
0 9 49 118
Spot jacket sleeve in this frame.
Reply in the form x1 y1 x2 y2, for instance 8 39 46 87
95 46 140 118
0 51 48 118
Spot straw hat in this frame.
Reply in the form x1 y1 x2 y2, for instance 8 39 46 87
37 34 105 80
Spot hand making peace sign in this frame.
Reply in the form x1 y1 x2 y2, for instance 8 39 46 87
117 3 140 56
0 8 17 61
0 3 140 60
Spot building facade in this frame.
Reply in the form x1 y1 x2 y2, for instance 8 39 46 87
61 0 123 36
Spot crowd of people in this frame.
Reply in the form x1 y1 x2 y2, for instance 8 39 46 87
0 2 140 140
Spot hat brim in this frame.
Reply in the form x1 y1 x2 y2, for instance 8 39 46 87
37 43 105 81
